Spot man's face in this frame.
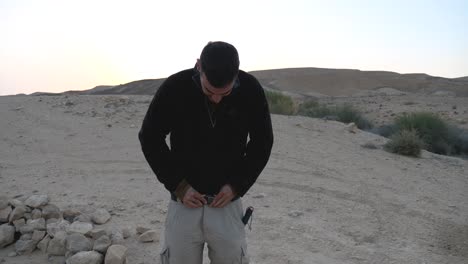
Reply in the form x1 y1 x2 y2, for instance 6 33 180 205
197 60 235 104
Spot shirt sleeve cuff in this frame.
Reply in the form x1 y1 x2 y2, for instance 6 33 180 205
174 179 190 201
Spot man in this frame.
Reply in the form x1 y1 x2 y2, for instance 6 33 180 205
139 41 273 264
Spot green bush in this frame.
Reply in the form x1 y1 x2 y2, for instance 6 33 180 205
395 112 452 155
335 104 373 130
370 124 398 138
374 112 468 157
448 125 468 155
384 129 425 157
297 101 373 130
264 90 295 115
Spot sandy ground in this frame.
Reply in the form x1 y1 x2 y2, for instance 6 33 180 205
1 95 467 264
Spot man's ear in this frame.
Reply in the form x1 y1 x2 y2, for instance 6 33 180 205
196 59 201 71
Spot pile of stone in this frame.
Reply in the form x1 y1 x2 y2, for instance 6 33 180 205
0 195 159 264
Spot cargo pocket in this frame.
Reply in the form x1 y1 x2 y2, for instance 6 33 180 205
160 246 170 264
240 245 249 264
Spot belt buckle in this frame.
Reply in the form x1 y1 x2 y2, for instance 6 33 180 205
204 195 215 205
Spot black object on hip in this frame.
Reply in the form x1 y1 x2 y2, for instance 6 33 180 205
242 206 254 225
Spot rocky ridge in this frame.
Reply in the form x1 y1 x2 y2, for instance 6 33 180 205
0 195 158 264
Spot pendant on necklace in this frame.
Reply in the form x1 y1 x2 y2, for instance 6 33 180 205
205 97 216 128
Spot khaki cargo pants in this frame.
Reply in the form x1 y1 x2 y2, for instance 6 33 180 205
160 199 249 264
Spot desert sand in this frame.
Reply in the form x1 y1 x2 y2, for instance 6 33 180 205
0 93 467 264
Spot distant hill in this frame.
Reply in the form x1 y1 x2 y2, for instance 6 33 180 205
250 68 468 97
31 80 165 96
31 68 468 97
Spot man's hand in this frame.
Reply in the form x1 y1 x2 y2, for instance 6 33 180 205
211 184 236 208
182 187 207 208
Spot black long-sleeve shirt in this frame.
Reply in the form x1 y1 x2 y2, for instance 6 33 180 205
138 68 273 197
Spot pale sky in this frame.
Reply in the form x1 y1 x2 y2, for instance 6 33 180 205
1 0 467 95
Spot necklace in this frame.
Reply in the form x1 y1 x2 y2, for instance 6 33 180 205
205 97 216 128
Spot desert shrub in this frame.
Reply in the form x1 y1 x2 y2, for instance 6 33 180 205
369 124 398 138
447 125 468 155
335 104 373 130
391 112 468 156
297 100 332 117
395 112 453 155
264 90 295 115
297 101 373 130
384 129 425 157
377 112 468 157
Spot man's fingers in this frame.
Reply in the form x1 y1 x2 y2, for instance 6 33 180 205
213 197 230 208
183 192 204 208
185 199 202 208
183 189 206 206
211 192 225 207
193 193 207 204
213 194 232 208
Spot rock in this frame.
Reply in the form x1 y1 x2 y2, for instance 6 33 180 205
47 219 71 237
62 209 81 223
361 142 378 149
8 199 24 208
47 231 67 256
65 251 103 264
31 209 42 219
73 214 92 223
104 245 128 264
121 227 131 239
48 255 66 264
8 252 17 257
0 196 8 210
32 230 46 241
15 239 38 255
24 195 49 208
345 122 358 133
12 218 25 232
0 206 12 223
37 235 51 253
138 230 158 242
8 206 27 223
91 209 111 225
93 235 111 253
136 226 150 234
67 221 93 235
20 233 32 240
0 224 15 248
42 204 61 220
65 233 93 255
288 211 304 217
23 213 32 220
252 193 266 199
21 218 46 234
89 228 107 240
110 231 124 245
47 218 60 225
28 218 46 230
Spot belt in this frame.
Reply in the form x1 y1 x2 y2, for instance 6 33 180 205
170 193 239 205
